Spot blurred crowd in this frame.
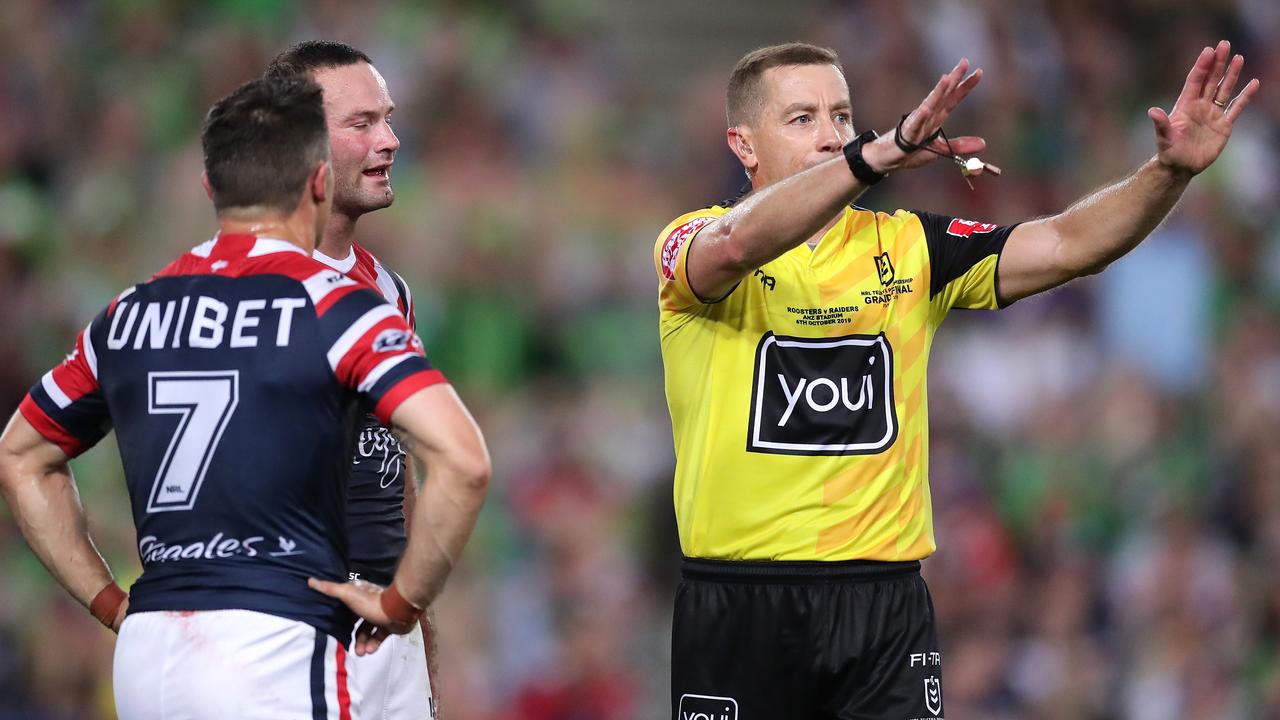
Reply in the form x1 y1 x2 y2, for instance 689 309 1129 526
0 1 1277 718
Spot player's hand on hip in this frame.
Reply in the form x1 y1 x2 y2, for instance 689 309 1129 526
308 577 414 654
110 597 129 633
1149 40 1259 176
865 58 986 173
352 619 397 657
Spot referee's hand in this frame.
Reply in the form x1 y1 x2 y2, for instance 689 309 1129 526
1148 40 1259 177
864 58 986 174
308 577 413 655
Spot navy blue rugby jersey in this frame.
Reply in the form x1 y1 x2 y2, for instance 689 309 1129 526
18 233 445 643
313 242 416 586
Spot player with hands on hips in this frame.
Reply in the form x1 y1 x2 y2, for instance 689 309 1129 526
0 74 490 720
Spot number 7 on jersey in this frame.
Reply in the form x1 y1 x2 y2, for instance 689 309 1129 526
146 371 240 513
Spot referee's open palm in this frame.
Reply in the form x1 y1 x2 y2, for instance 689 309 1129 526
1150 40 1260 176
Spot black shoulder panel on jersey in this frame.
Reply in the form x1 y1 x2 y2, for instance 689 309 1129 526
912 210 1017 300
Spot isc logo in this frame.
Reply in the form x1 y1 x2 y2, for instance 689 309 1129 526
747 332 898 456
678 694 737 720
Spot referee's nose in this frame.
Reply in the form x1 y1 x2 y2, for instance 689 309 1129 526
816 116 843 154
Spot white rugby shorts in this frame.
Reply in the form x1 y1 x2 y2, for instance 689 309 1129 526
113 609 358 719
348 623 436 719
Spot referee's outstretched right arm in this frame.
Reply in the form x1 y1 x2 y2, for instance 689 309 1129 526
686 58 986 302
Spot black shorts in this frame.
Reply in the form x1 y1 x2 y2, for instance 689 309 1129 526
672 558 944 720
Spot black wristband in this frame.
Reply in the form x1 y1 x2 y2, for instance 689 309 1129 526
843 130 886 186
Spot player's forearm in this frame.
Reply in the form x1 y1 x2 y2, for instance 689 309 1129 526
0 451 114 608
401 453 418 534
392 444 490 608
423 608 441 706
1048 157 1192 277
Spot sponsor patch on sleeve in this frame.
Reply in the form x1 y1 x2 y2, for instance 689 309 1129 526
660 216 714 281
371 328 420 354
946 218 999 237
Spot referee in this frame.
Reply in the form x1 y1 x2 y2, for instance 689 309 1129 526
655 42 1257 719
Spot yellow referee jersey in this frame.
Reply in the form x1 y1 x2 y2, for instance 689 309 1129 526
655 196 1016 562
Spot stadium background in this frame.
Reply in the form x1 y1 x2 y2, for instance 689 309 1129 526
0 0 1277 717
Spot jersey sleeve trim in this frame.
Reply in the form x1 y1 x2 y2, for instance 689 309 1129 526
372 369 447 425
327 304 401 371
992 250 1013 309
18 395 88 457
655 210 724 311
40 371 73 409
22 318 111 458
358 353 417 393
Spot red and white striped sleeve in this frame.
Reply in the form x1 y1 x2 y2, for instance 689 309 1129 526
303 268 446 424
18 309 113 457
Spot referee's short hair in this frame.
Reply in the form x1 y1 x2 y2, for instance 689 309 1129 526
201 76 329 213
265 40 373 79
727 43 844 127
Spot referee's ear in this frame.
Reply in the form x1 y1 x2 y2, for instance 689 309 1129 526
727 126 758 177
200 172 215 202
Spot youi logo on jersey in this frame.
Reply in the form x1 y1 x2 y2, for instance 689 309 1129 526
747 332 898 456
678 694 737 720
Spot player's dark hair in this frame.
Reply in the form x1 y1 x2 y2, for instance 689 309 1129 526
727 43 844 126
201 76 329 212
265 40 373 79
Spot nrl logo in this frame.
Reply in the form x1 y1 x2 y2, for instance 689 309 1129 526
874 252 894 285
924 676 943 716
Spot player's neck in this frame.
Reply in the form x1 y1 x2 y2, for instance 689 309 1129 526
317 212 360 261
217 209 317 254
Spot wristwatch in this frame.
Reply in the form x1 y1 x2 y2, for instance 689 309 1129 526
843 130 886 186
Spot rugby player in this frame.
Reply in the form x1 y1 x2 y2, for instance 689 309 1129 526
656 41 1257 718
265 40 441 719
0 75 490 719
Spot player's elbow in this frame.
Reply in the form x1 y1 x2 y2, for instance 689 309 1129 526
1075 257 1112 277
0 434 23 495
451 441 491 499
1062 246 1113 278
1047 218 1115 279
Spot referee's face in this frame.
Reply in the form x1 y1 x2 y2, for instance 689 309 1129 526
313 61 401 219
745 64 855 189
